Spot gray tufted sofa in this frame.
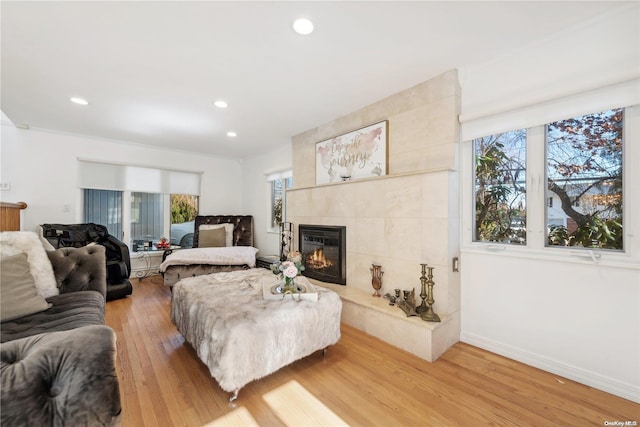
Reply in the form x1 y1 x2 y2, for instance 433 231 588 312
1 245 122 426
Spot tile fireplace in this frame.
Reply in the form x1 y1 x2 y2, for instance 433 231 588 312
298 225 346 285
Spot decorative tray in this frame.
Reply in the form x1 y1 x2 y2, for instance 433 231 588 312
262 277 318 301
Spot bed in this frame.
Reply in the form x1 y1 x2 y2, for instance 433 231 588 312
160 215 258 287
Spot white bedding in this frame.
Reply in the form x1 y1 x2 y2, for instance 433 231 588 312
159 246 258 272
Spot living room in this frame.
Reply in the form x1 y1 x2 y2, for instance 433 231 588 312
1 1 639 425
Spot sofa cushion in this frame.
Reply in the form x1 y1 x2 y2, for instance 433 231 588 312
47 245 107 297
1 325 121 426
0 231 58 298
0 253 51 322
0 291 105 343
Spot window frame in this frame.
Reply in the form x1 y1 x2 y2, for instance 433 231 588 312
266 170 293 234
83 190 199 250
462 105 639 266
472 129 528 246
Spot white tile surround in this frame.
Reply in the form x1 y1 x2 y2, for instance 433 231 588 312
314 280 458 362
288 70 461 362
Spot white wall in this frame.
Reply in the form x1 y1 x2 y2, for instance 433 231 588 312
458 4 640 403
461 254 640 402
459 3 640 121
460 2 640 117
240 143 292 257
0 124 243 232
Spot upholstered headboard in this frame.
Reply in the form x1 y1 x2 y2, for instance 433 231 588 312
193 215 254 248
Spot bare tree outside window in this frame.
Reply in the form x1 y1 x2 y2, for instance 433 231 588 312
474 130 527 244
546 108 624 250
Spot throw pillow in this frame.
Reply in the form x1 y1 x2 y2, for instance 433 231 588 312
198 227 226 248
1 253 51 322
199 223 234 247
0 231 59 298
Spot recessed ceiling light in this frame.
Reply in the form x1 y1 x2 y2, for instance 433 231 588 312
226 131 237 137
70 97 89 106
213 100 228 109
293 18 314 35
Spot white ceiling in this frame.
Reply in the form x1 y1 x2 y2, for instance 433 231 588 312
1 1 623 159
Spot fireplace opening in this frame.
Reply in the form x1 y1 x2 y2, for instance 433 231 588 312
299 225 346 285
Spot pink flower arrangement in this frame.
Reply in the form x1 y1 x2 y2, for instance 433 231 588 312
270 257 306 292
282 262 299 279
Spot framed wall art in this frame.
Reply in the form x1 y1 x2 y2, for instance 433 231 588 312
315 120 388 184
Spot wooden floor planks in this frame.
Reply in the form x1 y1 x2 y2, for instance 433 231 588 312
105 275 639 426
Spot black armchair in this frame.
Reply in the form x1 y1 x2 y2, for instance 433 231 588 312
38 223 133 301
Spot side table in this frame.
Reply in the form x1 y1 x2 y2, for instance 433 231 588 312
256 255 280 269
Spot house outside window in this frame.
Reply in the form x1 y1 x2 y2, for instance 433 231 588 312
546 108 624 250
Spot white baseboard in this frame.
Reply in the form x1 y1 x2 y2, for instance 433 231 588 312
461 332 640 404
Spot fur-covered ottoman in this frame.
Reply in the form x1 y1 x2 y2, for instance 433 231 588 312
171 268 342 400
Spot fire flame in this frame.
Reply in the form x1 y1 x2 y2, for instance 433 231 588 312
306 248 333 269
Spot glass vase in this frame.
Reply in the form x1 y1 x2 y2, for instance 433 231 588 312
283 277 297 293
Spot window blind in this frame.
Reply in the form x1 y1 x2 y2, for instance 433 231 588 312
266 170 293 182
77 160 202 195
460 78 640 142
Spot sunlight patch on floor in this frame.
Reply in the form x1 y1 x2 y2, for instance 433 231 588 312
203 407 260 427
262 380 350 427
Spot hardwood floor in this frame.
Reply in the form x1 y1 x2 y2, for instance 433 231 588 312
106 275 639 426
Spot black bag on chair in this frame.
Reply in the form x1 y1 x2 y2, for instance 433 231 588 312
40 223 133 301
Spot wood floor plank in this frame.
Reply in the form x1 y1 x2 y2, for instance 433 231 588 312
105 275 640 426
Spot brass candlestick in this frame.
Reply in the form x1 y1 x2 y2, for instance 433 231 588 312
416 263 428 314
421 266 441 322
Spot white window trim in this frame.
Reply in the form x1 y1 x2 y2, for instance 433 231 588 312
266 169 293 234
461 105 640 269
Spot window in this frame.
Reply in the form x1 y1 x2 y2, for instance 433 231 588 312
170 194 199 248
267 171 293 232
84 190 199 250
79 161 202 250
83 189 122 238
546 109 624 250
473 129 527 245
468 107 628 253
130 192 163 249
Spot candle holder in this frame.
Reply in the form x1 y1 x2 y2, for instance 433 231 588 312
420 266 441 322
279 222 293 261
370 264 383 297
416 263 428 314
398 288 418 317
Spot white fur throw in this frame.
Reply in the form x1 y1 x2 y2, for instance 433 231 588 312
0 231 58 298
171 268 342 394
